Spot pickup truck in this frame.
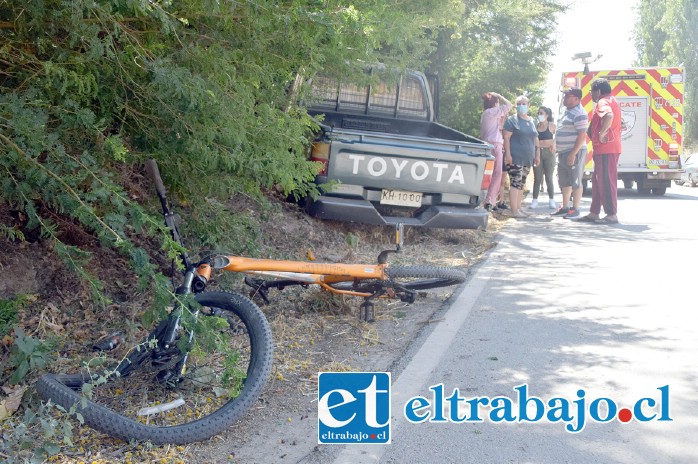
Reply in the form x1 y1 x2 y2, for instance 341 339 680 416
304 70 494 229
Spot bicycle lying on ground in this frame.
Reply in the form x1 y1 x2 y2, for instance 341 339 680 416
37 160 467 445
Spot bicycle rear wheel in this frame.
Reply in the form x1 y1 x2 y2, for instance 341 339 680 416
36 291 273 445
330 265 467 293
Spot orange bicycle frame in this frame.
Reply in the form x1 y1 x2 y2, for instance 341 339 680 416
195 256 389 297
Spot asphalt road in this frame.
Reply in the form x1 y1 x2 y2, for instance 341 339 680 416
318 183 698 464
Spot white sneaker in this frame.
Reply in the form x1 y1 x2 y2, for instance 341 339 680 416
549 199 557 209
531 199 538 208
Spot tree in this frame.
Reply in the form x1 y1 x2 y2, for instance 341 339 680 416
1 0 569 302
0 0 463 286
426 0 564 136
633 1 669 66
633 0 698 148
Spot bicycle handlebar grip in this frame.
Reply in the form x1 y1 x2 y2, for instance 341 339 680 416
145 159 167 197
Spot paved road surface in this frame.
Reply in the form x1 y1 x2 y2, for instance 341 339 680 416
313 184 698 464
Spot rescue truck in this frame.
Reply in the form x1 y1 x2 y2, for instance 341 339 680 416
560 67 685 195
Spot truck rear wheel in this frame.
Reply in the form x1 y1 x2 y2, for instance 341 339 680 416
651 187 666 196
635 178 649 195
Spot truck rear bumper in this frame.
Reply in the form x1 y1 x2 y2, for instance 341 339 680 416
307 196 488 229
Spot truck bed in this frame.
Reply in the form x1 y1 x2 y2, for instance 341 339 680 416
310 110 482 144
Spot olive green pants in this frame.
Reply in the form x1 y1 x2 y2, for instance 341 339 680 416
532 146 556 199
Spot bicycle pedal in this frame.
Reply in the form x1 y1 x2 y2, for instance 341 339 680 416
156 368 181 387
359 301 375 323
92 331 125 352
399 290 417 304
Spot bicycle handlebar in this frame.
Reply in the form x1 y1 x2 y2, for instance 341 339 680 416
145 159 167 199
145 159 192 269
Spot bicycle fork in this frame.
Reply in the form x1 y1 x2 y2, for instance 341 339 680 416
360 223 405 322
153 268 201 387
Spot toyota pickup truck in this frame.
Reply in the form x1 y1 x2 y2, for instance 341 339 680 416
304 69 494 229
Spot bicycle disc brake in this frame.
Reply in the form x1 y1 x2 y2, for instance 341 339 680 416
151 344 186 387
390 285 416 304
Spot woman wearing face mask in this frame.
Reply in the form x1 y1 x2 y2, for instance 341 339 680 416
502 95 540 217
531 106 557 209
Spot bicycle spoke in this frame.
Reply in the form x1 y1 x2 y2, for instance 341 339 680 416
37 291 273 444
83 309 252 426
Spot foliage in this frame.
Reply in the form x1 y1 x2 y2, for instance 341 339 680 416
0 399 76 464
427 0 565 135
633 0 698 147
0 0 468 296
6 328 55 384
0 296 27 336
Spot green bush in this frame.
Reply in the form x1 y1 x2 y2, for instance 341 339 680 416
7 328 55 384
0 296 26 337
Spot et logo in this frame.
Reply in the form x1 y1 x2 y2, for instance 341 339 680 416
318 372 391 444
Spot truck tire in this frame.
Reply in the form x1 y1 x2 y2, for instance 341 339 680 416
651 187 666 196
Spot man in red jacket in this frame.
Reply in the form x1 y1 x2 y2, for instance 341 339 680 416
578 78 622 224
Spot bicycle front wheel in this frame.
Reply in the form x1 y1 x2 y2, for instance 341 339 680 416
386 264 467 290
36 291 273 445
329 264 467 293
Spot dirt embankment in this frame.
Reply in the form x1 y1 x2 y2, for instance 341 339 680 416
1 198 504 463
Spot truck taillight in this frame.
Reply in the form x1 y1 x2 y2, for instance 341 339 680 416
480 159 495 190
668 143 680 168
310 142 330 175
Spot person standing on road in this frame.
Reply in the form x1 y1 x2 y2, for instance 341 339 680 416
531 106 557 209
480 92 513 212
551 87 588 219
502 95 540 217
496 112 510 211
578 78 622 224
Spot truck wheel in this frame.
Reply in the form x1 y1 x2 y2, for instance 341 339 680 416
623 179 634 189
651 187 666 196
301 195 316 215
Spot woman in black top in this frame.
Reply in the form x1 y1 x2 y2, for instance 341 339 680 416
531 106 557 209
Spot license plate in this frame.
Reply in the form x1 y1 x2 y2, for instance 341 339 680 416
380 189 423 207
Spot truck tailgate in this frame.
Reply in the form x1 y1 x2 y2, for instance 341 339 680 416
326 129 491 197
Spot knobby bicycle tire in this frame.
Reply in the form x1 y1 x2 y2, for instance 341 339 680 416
36 291 273 445
330 264 467 293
